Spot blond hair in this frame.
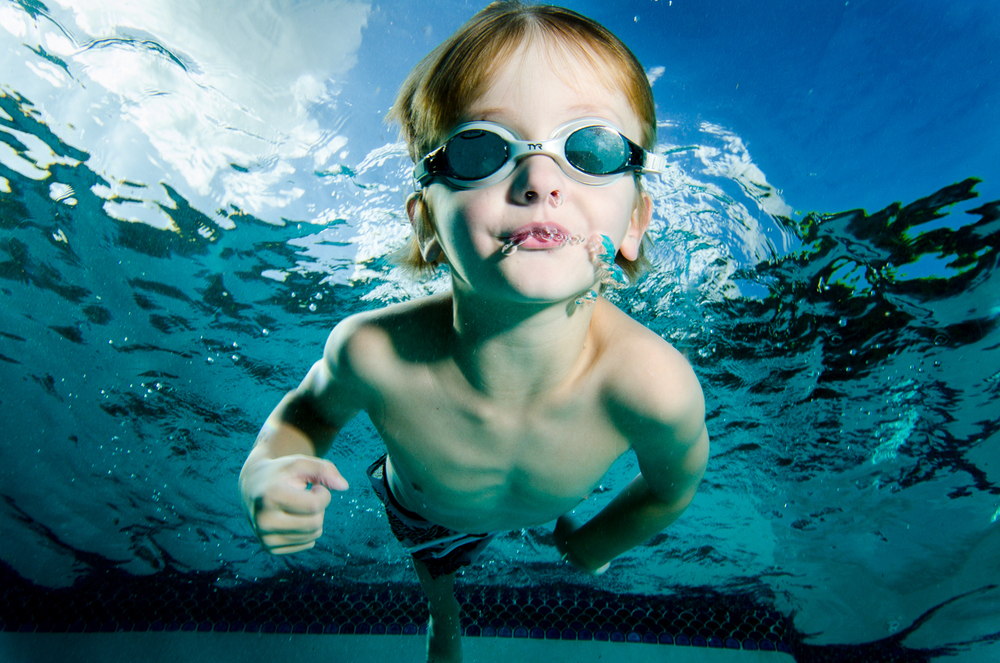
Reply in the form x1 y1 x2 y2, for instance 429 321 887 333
389 1 655 278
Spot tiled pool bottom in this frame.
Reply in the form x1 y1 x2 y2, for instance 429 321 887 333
0 564 790 654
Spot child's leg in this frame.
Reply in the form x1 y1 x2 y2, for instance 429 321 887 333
413 558 462 663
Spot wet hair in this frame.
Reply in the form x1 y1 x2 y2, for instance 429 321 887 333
389 1 655 279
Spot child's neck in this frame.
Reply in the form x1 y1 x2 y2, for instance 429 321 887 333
448 288 600 405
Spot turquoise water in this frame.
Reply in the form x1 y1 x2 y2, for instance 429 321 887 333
1 0 998 660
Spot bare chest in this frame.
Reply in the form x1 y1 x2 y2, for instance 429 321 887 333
370 373 628 532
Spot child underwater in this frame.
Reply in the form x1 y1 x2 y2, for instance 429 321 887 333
239 3 709 661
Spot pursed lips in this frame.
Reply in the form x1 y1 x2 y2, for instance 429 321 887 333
503 223 579 249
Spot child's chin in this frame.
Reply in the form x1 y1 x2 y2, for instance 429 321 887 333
508 283 595 305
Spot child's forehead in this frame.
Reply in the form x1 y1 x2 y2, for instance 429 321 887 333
505 37 625 92
460 39 639 131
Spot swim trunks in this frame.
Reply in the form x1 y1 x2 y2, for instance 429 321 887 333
367 455 496 579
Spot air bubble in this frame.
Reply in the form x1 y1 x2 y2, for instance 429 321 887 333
501 236 526 256
575 289 598 306
501 228 586 255
594 234 627 288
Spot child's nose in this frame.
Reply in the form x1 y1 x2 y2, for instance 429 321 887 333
510 154 566 207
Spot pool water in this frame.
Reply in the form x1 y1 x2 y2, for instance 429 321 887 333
1 1 998 661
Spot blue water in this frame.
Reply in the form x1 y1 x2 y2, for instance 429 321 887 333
1 0 998 660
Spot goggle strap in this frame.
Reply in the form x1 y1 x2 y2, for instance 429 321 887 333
642 151 669 174
413 146 445 187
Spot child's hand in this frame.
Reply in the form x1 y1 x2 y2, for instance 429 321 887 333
553 514 611 576
240 454 349 555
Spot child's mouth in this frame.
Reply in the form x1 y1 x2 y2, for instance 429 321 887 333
501 226 585 256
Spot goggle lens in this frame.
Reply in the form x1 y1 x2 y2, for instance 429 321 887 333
444 130 509 180
565 126 628 175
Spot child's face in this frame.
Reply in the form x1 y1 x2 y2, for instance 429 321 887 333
413 40 651 305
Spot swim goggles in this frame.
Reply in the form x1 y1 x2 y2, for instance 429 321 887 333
413 117 668 190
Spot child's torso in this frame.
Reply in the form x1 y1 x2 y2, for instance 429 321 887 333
376 366 629 533
347 298 635 534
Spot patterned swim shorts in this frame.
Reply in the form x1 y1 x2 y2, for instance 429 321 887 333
366 455 496 579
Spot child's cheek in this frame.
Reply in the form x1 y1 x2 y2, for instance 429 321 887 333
437 201 498 261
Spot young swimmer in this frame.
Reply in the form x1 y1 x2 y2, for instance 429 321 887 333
239 2 709 661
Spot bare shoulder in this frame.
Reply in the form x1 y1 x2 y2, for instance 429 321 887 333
595 299 705 440
295 294 451 422
594 299 709 503
323 293 452 382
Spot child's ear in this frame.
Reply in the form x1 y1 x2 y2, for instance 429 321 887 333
406 192 443 263
619 190 652 261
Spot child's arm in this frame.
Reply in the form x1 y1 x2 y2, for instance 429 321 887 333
554 423 708 573
239 320 368 555
554 348 710 573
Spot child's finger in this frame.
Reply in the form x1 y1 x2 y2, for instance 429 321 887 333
271 481 332 515
267 541 317 556
256 508 324 539
288 456 350 492
314 459 350 492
